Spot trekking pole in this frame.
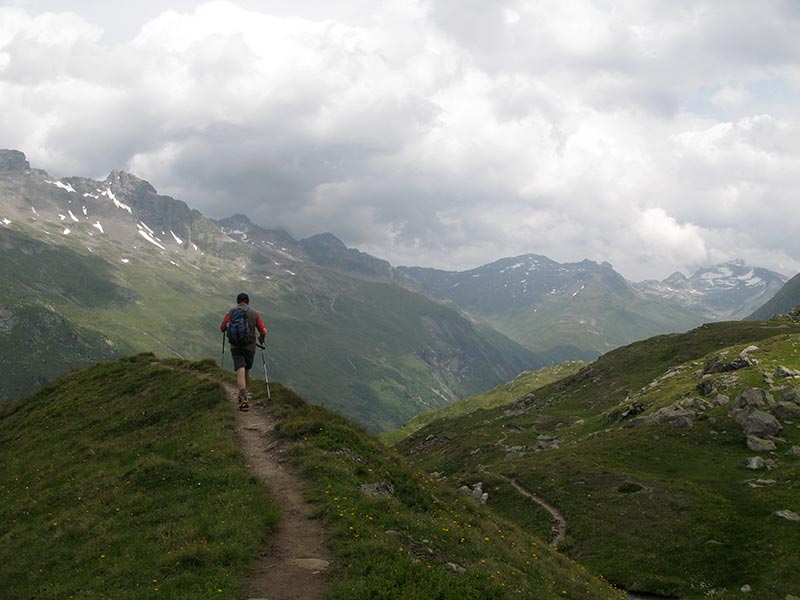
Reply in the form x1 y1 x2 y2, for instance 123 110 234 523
220 332 226 368
257 343 271 400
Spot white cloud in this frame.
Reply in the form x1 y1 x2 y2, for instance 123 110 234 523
1 0 800 281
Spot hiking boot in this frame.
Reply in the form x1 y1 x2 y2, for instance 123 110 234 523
238 389 249 411
239 400 249 411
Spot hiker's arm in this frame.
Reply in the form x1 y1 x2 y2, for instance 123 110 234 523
219 313 230 332
256 315 267 343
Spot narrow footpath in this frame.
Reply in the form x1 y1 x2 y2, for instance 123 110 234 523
498 474 568 547
224 383 332 600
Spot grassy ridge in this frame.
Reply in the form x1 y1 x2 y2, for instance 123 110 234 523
262 381 625 599
1 355 626 599
398 321 800 598
0 355 278 599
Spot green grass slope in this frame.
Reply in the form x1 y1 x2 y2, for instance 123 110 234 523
380 361 586 446
398 321 800 599
0 355 278 599
0 355 625 599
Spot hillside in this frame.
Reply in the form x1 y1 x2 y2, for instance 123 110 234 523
0 355 625 599
397 320 800 598
401 256 706 359
747 271 800 320
380 360 586 446
0 149 539 432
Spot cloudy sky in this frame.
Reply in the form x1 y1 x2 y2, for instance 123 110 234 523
2 0 799 280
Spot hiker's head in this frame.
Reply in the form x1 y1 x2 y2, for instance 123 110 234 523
236 293 249 305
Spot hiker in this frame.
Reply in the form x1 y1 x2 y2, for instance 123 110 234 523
220 293 267 410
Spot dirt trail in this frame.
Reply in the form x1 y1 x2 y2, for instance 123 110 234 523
499 474 568 547
224 383 332 600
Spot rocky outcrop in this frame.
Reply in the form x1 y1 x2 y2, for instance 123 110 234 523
0 149 30 172
459 481 488 504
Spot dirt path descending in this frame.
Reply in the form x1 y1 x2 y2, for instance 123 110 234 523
225 384 332 600
499 475 568 547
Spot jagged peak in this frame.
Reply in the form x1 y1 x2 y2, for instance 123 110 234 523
0 149 30 172
104 170 157 195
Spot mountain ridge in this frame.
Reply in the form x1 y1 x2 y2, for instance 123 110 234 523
0 149 539 432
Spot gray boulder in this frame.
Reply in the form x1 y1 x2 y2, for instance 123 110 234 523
733 388 776 411
704 355 754 375
774 510 800 522
786 446 800 458
741 457 766 470
773 402 800 420
779 386 800 404
747 435 777 452
739 456 767 471
735 408 783 437
775 365 800 378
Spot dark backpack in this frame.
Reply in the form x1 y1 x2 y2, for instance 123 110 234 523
227 305 254 346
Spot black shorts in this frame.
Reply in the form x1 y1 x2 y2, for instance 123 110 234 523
230 346 255 371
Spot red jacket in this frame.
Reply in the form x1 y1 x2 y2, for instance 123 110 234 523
220 304 267 344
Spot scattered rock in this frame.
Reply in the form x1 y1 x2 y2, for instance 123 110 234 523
747 435 777 452
773 402 800 420
359 482 395 498
629 404 696 428
786 446 800 458
775 365 800 378
785 595 800 600
774 510 800 522
445 562 467 574
704 354 754 375
733 387 776 411
713 394 730 407
741 584 752 593
740 457 766 470
779 386 800 404
766 458 777 470
459 482 488 504
698 376 715 396
745 479 777 488
735 408 783 438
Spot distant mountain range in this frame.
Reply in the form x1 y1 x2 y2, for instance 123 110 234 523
400 255 788 359
1 147 795 430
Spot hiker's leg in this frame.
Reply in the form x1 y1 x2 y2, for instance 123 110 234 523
236 366 247 390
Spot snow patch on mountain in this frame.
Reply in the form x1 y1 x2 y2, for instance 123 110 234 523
170 230 183 245
101 189 132 214
92 221 104 234
137 228 166 250
45 179 76 193
68 210 79 223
